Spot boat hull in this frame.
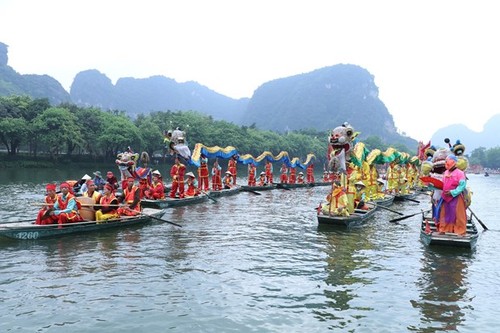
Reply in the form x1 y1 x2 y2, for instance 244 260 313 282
208 186 240 198
317 203 377 228
0 208 165 240
420 217 479 249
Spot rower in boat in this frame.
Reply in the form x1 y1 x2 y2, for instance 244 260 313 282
35 183 58 225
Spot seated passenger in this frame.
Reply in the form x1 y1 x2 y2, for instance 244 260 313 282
144 170 165 199
35 183 58 225
95 184 120 221
185 172 201 196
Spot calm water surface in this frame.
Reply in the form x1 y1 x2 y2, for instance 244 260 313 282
1 168 499 332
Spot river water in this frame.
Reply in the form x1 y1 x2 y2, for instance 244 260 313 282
0 168 499 332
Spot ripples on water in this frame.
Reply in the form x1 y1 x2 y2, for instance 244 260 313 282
1 174 500 332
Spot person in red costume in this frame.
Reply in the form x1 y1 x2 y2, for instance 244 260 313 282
145 170 165 199
198 154 210 191
117 177 141 216
288 167 296 184
35 183 58 225
279 163 288 184
169 156 186 198
211 159 222 191
265 160 273 184
228 154 238 185
185 172 201 196
247 163 257 186
49 182 84 227
306 163 315 183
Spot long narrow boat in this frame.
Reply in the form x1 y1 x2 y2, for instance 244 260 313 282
372 194 395 207
141 193 208 209
0 208 165 240
311 181 333 187
420 214 479 249
317 202 378 228
240 184 277 192
275 183 312 190
208 186 241 198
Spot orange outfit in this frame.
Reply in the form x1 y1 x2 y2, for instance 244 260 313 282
198 157 210 191
169 161 186 198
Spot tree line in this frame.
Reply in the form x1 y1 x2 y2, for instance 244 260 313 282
0 95 420 167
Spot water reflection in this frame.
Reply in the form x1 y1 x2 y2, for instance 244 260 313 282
410 248 473 332
314 226 375 329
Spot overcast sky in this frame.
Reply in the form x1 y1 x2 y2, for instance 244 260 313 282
1 0 499 141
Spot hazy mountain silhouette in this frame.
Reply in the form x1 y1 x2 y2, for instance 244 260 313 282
431 114 500 151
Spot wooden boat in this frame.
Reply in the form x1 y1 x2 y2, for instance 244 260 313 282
240 184 277 192
0 208 165 240
141 193 208 209
275 182 312 190
371 194 395 207
420 215 479 249
317 202 378 228
208 186 241 198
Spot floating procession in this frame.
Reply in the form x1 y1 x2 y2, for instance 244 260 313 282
0 122 485 249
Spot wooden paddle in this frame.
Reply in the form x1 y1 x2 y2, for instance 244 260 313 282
468 207 488 230
201 191 218 203
389 209 431 223
399 196 420 204
372 203 404 215
140 212 182 227
245 189 262 195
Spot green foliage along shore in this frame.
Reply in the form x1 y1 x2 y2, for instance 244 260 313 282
1 95 418 168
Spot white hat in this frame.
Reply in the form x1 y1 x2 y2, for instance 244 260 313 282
186 172 195 178
152 170 161 176
225 171 233 176
298 172 304 175
82 174 91 180
260 172 265 176
377 178 384 184
355 181 366 187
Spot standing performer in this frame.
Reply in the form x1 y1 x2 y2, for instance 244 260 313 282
198 154 210 191
247 163 257 186
211 159 222 191
265 160 273 184
228 154 238 185
169 156 186 198
436 155 468 235
306 163 315 183
288 167 297 184
279 163 288 183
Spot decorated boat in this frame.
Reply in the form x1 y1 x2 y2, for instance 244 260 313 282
141 193 208 209
317 202 378 228
0 208 165 240
420 214 479 249
208 186 241 198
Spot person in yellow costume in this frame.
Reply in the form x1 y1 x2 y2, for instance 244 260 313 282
321 181 349 216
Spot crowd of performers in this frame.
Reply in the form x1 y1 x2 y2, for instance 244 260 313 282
34 118 471 238
320 134 472 237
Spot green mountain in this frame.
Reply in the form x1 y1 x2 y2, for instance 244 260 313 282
0 42 70 105
1 41 416 148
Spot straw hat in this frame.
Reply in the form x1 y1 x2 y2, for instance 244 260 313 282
355 181 366 187
186 172 195 178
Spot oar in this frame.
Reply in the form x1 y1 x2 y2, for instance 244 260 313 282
201 191 218 203
372 203 404 215
389 209 431 223
399 196 420 203
244 188 262 195
468 207 488 230
2 219 36 224
142 213 182 227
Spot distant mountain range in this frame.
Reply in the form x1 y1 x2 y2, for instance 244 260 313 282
431 114 500 151
6 40 496 152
